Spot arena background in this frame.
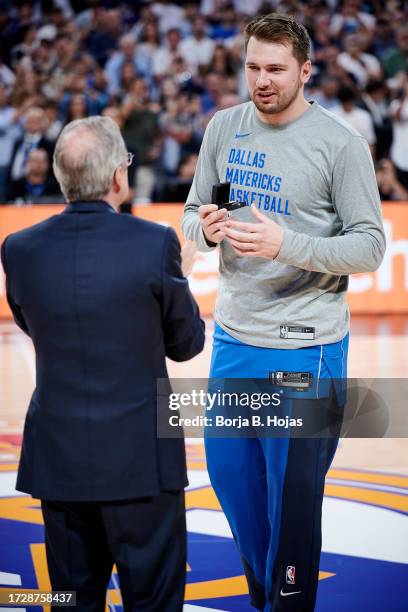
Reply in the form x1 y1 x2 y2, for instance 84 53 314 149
0 0 407 611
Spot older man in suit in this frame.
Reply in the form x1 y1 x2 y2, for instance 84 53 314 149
6 107 54 186
1 116 204 611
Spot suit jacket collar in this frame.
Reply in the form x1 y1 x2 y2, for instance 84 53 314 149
63 200 116 214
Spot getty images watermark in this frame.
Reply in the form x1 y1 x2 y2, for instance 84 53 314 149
160 385 305 434
157 378 408 439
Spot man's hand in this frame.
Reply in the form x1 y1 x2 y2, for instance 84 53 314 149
181 240 197 276
199 204 228 245
224 205 284 259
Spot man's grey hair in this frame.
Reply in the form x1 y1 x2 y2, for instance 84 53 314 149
53 116 128 202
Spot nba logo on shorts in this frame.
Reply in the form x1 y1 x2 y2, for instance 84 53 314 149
286 566 296 585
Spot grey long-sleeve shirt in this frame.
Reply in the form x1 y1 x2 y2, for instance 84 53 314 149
182 101 385 348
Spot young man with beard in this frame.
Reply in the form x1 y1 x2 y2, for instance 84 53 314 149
182 13 385 612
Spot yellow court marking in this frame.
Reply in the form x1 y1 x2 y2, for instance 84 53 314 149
1 480 406 530
0 463 18 471
106 588 122 608
187 461 207 470
186 486 221 511
328 469 408 489
185 571 335 601
319 571 336 580
186 575 248 600
324 484 408 513
0 496 42 524
31 543 51 612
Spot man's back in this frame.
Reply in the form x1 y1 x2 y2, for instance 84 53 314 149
2 201 205 501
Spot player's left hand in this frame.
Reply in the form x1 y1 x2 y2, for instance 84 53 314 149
224 205 284 259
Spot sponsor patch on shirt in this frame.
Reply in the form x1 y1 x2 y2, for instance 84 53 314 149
280 325 315 340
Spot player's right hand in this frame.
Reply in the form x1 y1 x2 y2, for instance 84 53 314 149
199 204 228 244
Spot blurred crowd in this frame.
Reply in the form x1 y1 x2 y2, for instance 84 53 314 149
0 0 407 205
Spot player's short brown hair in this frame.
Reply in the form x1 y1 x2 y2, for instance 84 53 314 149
244 13 311 65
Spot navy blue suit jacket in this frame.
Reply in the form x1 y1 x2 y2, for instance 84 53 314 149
1 201 205 501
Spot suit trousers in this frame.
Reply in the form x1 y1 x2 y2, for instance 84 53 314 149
41 491 186 612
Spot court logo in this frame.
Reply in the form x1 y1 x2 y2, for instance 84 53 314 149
286 566 296 585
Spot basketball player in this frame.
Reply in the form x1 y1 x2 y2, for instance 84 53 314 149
182 13 385 612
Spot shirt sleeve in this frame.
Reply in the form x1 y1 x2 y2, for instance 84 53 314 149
181 113 221 252
275 135 386 274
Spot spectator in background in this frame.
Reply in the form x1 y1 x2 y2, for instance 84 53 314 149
337 33 382 88
210 44 236 78
332 85 376 156
137 20 162 76
0 83 21 202
54 34 78 71
41 34 79 101
130 5 156 39
329 0 376 38
313 75 340 110
5 7 39 68
104 33 150 96
383 24 408 79
161 152 198 202
208 45 237 98
0 55 16 91
179 15 215 74
389 77 408 190
58 55 109 119
149 0 189 36
372 16 396 61
28 26 58 82
160 76 181 107
63 93 89 124
200 72 224 115
360 80 393 159
9 66 43 110
166 54 195 90
122 78 162 203
376 158 408 201
0 0 408 203
160 91 201 175
7 107 54 184
7 147 61 203
44 101 63 142
218 92 240 110
113 61 138 103
102 105 137 204
209 5 239 42
84 7 122 67
200 0 263 16
151 27 181 80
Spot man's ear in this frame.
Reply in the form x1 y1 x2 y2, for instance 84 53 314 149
112 167 122 193
301 60 312 84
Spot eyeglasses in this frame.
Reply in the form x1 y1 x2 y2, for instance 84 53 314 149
125 152 134 167
115 152 134 175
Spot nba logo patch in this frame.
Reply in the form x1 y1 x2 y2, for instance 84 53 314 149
286 566 296 585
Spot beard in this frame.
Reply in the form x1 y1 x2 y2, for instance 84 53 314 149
251 77 303 115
